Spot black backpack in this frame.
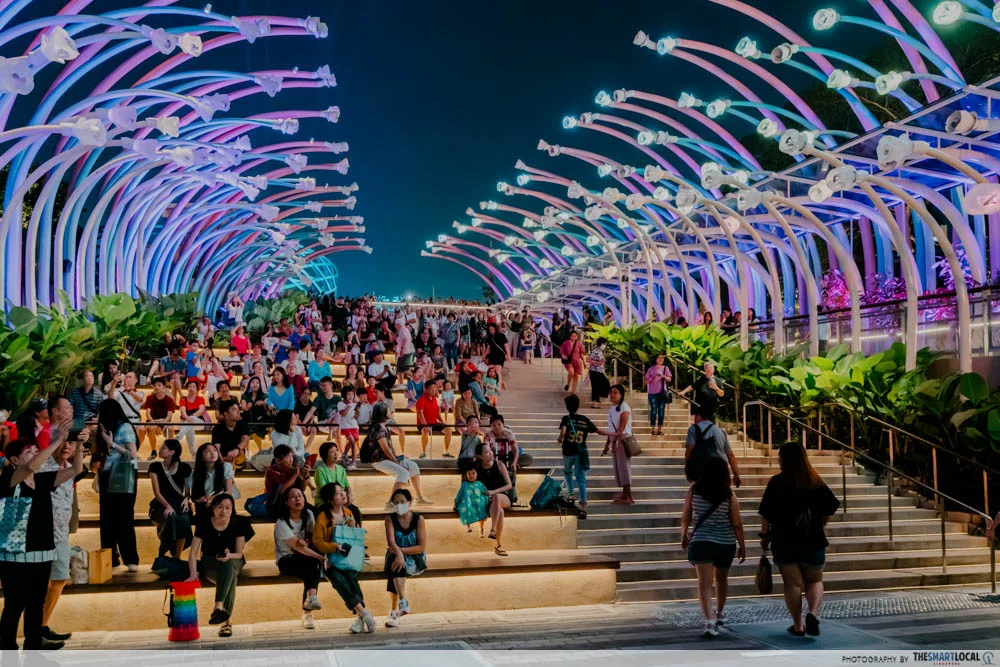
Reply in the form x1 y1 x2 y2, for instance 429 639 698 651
684 422 715 483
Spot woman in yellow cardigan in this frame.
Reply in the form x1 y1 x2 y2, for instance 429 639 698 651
312 482 375 633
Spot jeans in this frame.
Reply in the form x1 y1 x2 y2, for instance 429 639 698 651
648 393 667 427
563 455 587 504
277 554 322 605
444 342 459 369
0 560 50 649
327 566 365 611
202 556 245 613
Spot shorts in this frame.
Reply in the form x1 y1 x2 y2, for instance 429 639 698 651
341 428 360 441
51 537 71 581
563 360 583 375
420 423 452 433
687 541 736 568
772 545 826 568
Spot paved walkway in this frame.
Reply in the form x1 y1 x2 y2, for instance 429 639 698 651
64 588 1000 650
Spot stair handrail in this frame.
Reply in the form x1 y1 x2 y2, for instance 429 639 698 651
662 351 737 392
822 402 1000 523
603 351 700 408
743 398 996 592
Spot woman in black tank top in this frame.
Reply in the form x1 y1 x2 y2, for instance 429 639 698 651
475 443 512 557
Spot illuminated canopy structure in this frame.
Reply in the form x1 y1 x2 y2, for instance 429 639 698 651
0 2 368 316
427 0 1000 373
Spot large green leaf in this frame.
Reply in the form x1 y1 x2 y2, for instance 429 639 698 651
959 372 989 404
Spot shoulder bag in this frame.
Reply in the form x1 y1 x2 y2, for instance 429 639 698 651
107 453 137 494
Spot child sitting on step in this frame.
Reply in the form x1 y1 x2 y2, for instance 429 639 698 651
454 467 488 536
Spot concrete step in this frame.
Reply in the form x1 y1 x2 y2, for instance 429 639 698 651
577 518 968 546
614 547 993 583
615 563 996 602
577 507 946 531
588 533 989 562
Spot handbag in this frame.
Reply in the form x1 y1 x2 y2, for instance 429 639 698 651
529 470 564 510
0 484 32 554
329 524 366 571
405 552 427 576
107 454 137 494
622 434 642 458
755 553 773 594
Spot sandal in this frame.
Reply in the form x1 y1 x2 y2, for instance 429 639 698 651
494 545 508 557
218 622 233 638
488 530 496 540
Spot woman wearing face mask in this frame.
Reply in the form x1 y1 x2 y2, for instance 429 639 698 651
383 489 427 628
587 337 611 409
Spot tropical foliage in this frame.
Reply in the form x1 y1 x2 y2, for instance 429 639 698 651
245 290 310 335
0 291 201 414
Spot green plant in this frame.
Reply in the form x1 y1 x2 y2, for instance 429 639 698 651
245 290 309 335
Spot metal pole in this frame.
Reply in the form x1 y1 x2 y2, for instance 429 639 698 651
888 430 894 542
841 441 848 515
991 539 996 594
742 402 748 458
818 405 823 453
768 410 773 470
786 416 791 443
984 469 990 520
932 448 946 573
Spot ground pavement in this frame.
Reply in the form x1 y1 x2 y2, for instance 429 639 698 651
65 587 1000 650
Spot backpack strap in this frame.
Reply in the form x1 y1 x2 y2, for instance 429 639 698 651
690 497 725 538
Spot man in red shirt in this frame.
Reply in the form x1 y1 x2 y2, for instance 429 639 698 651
415 383 453 459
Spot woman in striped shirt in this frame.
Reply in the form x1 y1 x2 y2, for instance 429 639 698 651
680 456 746 638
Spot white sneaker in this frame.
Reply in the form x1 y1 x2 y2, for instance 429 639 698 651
349 615 365 634
398 597 411 615
126 564 138 573
302 612 316 630
384 610 401 628
304 594 322 611
702 620 719 638
362 609 376 633
716 610 726 627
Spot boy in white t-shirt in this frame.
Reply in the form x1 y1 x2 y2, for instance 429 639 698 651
337 386 362 470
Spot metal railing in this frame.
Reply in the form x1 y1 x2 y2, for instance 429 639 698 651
743 399 996 592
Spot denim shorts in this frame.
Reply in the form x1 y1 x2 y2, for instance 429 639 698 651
772 545 826 569
687 541 736 568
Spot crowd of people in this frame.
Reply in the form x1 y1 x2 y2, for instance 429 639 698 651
0 296 850 647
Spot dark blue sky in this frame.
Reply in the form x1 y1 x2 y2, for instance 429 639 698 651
30 0 820 299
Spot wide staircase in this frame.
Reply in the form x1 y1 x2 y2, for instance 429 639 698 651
503 358 996 603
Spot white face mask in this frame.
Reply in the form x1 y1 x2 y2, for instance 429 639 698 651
394 503 410 515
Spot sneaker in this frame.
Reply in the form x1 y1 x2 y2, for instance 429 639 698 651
398 598 411 615
702 620 719 638
362 609 376 633
419 453 427 459
346 463 357 471
304 593 322 611
416 496 433 506
41 627 72 642
715 611 726 627
302 612 316 630
384 610 401 628
349 615 365 634
126 564 138 573
39 638 65 650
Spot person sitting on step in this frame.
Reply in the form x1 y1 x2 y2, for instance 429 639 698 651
475 442 513 557
312 482 376 633
273 487 328 630
383 488 428 628
186 493 254 638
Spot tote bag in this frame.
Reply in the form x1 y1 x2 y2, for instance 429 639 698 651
107 455 137 494
0 484 32 554
328 524 366 572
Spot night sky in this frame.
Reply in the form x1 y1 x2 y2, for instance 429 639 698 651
26 0 841 299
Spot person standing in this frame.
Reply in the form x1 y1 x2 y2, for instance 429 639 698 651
643 355 673 436
681 362 725 419
759 443 841 638
95 399 139 571
559 332 585 395
604 384 635 505
587 337 611 409
680 457 746 638
68 370 105 437
0 420 82 651
557 394 606 520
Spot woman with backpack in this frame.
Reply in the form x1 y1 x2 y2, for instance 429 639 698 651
758 442 840 637
680 457 746 638
367 403 432 509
